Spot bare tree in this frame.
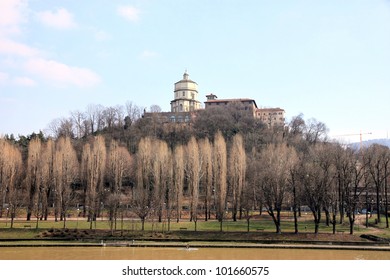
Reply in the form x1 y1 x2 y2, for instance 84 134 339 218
82 136 106 229
159 143 173 231
241 178 256 232
343 148 368 234
286 147 301 234
199 138 213 221
103 106 118 130
134 137 154 230
228 133 246 221
86 104 105 133
185 136 202 230
149 105 162 113
301 144 335 234
54 137 79 228
243 149 262 231
365 144 390 225
40 139 55 221
173 145 185 222
26 138 43 222
0 139 7 216
213 131 227 231
125 101 142 128
384 154 390 228
70 110 87 139
259 143 297 233
0 139 23 228
115 105 125 128
47 117 75 139
106 139 132 233
304 118 328 144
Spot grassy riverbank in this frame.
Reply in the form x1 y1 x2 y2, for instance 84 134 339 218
1 213 390 246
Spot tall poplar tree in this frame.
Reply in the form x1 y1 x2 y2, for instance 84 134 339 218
54 137 79 228
199 138 213 221
0 140 23 228
173 145 185 222
186 136 201 230
107 139 132 233
229 134 246 221
213 131 227 231
26 138 42 222
134 137 153 230
82 136 106 229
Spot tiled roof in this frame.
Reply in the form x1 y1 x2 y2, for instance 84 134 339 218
204 98 255 103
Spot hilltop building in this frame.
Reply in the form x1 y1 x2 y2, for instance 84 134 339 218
204 93 285 127
143 71 285 127
171 71 202 112
256 107 286 128
205 93 258 118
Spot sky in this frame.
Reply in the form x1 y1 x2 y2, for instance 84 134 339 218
0 0 389 144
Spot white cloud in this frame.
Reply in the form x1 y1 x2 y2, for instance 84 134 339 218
0 37 40 57
0 2 100 89
13 76 36 87
24 58 100 87
0 72 36 87
0 0 27 35
117 6 141 22
36 8 77 29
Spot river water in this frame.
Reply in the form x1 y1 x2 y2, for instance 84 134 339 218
0 247 389 260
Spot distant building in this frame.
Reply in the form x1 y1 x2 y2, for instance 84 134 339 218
143 71 201 123
256 107 286 128
171 71 202 113
204 94 258 118
143 71 285 127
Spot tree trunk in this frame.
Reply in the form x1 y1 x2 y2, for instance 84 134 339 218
232 205 237 222
349 215 355 235
385 167 389 228
313 209 321 234
269 209 281 234
293 207 298 234
325 208 330 226
332 213 336 234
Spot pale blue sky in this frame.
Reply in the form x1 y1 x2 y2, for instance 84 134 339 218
1 0 389 143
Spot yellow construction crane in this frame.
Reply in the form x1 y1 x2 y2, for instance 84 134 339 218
334 131 372 149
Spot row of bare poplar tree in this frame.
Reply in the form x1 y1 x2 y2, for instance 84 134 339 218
1 118 389 234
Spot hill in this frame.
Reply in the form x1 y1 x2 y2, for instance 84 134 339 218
349 138 390 150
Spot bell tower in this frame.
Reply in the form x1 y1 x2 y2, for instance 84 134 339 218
170 71 202 112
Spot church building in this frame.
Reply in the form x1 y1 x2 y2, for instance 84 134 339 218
171 71 202 113
142 71 285 127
